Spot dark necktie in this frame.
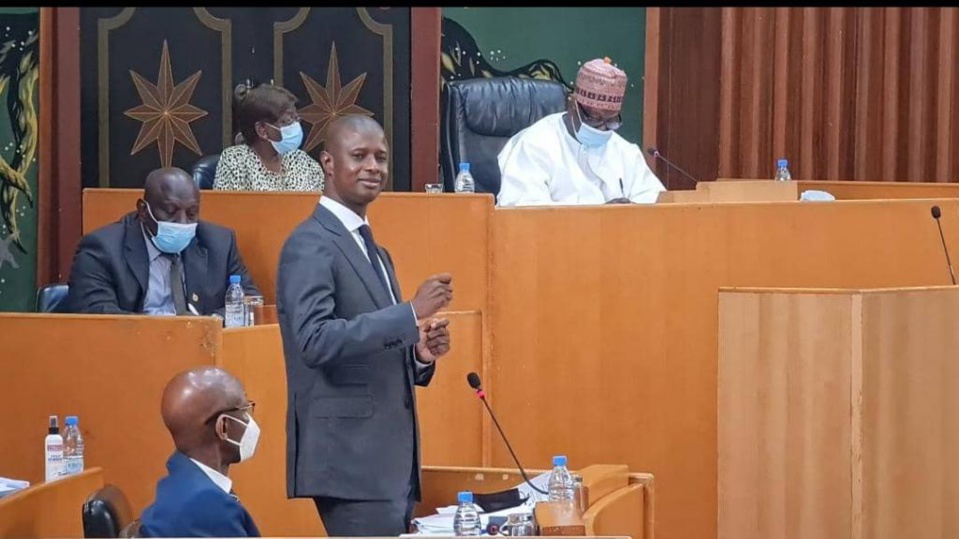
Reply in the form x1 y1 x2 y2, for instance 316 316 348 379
357 224 392 300
164 253 188 315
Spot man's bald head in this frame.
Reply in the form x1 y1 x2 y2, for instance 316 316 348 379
136 167 201 233
324 115 383 154
161 367 246 453
143 167 197 206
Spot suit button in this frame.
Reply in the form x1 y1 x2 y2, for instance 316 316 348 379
404 396 412 410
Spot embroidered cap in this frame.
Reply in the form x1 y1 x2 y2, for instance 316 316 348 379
573 57 627 112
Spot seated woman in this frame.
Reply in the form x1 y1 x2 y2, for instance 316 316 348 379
213 83 324 191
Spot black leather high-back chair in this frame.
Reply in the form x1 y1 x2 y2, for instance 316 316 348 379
191 154 221 190
82 485 135 538
440 77 569 195
36 283 69 313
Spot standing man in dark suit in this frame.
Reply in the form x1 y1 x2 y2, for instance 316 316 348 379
67 167 259 316
277 115 453 536
140 366 261 537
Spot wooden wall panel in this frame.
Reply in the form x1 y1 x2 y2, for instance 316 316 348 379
410 7 442 192
645 8 722 189
651 7 959 183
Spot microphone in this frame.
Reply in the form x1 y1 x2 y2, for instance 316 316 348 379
931 205 957 285
646 147 699 190
466 372 548 495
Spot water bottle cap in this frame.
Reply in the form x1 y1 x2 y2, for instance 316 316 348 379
457 491 473 503
230 275 241 284
459 162 470 172
65 416 78 426
553 455 568 466
777 159 788 168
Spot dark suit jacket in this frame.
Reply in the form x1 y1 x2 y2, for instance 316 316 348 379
277 204 435 501
139 451 260 538
67 212 259 316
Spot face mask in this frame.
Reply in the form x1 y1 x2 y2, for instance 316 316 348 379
268 121 303 155
575 105 615 149
145 202 196 254
221 413 260 462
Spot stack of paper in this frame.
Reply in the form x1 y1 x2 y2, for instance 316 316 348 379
405 472 550 536
409 512 491 536
0 477 30 499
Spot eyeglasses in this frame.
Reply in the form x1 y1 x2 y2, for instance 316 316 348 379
576 102 622 131
205 400 256 424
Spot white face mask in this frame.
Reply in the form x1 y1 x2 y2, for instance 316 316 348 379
221 413 260 462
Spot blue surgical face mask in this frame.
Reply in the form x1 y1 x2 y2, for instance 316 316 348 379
574 105 614 149
268 121 303 155
145 202 197 254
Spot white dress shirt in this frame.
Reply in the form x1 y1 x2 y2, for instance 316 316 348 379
496 112 665 206
189 457 232 494
319 196 421 326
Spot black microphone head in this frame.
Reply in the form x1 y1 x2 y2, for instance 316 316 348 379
932 205 942 219
467 372 482 390
645 147 658 157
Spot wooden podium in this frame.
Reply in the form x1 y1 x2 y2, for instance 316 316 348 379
718 286 959 539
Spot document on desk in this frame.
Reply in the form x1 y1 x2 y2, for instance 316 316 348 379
515 471 551 505
405 472 552 537
0 477 30 498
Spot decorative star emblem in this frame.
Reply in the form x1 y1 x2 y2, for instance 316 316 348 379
124 40 208 167
298 42 374 153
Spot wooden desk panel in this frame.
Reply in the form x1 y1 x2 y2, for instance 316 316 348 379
219 325 323 537
714 178 959 200
81 190 492 311
490 200 959 539
719 290 855 538
798 180 959 200
0 315 221 513
415 311 485 467
67 189 959 539
719 287 959 539
0 467 104 538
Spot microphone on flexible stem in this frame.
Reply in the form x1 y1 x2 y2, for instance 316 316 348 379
645 147 700 190
931 205 957 285
466 372 549 495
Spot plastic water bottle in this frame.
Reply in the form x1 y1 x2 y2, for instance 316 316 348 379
548 455 575 502
224 275 245 328
453 491 482 536
44 415 64 482
63 416 84 476
774 158 792 181
454 162 475 193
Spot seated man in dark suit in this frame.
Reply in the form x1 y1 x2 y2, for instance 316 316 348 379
67 167 259 316
140 366 261 537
